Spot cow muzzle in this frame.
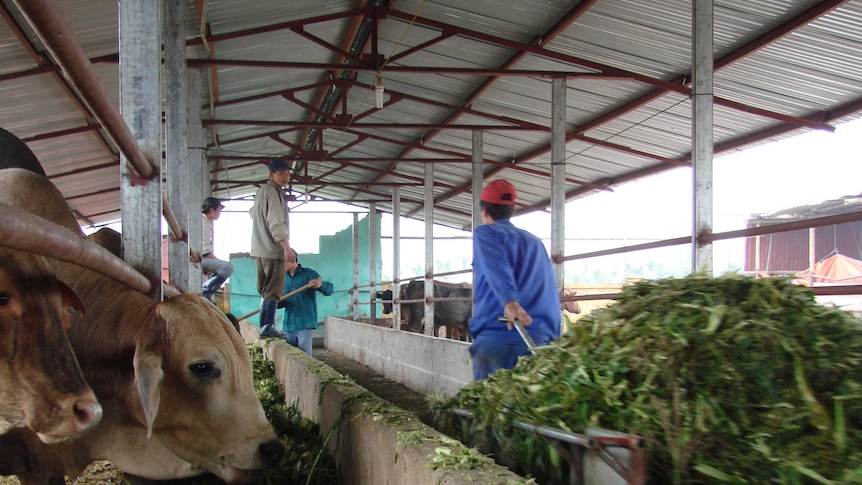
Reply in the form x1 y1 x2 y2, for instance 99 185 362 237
217 438 284 484
33 394 103 444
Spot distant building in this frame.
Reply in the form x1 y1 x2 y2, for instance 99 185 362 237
744 194 862 276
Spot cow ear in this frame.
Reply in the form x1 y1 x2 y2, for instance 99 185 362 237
133 312 167 439
133 350 163 439
60 282 85 316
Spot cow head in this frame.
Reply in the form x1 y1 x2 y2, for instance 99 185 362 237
0 250 102 443
561 288 582 314
86 227 123 258
125 294 283 483
375 289 393 314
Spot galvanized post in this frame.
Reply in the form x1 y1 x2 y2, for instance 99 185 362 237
164 0 189 292
392 187 401 329
119 0 162 300
352 212 360 321
187 68 204 293
424 162 434 336
692 0 714 274
472 130 484 231
472 130 483 334
551 77 567 294
369 202 378 321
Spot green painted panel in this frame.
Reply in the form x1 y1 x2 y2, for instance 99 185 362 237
227 213 381 332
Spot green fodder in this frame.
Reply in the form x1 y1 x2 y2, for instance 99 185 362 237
248 344 341 485
430 273 862 484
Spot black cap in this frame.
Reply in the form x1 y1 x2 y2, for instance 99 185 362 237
268 158 290 172
202 197 224 213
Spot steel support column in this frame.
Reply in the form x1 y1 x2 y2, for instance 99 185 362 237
472 130 484 231
119 0 162 299
165 0 189 291
369 202 378 320
392 187 401 329
424 162 435 336
188 68 204 292
352 213 360 321
692 0 714 273
551 77 566 292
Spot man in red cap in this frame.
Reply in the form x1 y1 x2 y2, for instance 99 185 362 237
469 179 561 380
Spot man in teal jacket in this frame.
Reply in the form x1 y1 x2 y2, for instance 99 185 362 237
277 249 333 355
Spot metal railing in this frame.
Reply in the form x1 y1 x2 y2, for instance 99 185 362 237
452 408 646 485
350 209 862 332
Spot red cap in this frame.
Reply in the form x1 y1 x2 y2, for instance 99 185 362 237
480 179 517 206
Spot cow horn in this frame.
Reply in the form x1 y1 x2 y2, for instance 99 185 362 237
0 202 151 293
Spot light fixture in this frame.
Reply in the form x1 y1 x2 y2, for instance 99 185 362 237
375 78 385 109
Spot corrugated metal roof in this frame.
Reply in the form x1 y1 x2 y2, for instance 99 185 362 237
0 0 860 232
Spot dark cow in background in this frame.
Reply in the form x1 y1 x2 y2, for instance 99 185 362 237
379 284 583 340
400 280 472 341
376 289 394 315
0 127 45 176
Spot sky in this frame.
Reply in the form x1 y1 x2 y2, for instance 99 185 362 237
209 117 862 283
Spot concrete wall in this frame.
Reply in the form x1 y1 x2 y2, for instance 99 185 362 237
241 318 645 484
324 316 472 398
240 323 525 485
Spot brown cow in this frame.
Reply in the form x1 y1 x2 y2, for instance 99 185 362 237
0 169 283 483
0 248 102 443
561 287 582 314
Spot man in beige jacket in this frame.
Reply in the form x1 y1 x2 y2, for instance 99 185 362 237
250 158 295 338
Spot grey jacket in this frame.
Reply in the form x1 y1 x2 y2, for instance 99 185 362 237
201 213 214 256
250 179 289 259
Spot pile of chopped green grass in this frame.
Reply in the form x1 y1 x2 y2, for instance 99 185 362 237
248 344 341 485
430 273 862 484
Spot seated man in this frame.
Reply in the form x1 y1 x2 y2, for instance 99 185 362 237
201 197 234 300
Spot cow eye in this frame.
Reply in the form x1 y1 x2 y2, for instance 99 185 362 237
0 293 9 306
188 361 221 379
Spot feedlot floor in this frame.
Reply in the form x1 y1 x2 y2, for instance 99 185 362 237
0 348 435 485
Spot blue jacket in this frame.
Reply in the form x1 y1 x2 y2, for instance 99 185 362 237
277 265 334 332
471 219 560 344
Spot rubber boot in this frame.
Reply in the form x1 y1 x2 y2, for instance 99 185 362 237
258 300 280 338
201 274 226 300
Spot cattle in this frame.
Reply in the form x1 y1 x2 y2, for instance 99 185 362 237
84 226 183 299
561 287 582 314
0 246 101 443
396 282 582 341
375 288 393 314
0 127 45 176
400 280 472 341
0 168 284 483
87 227 123 258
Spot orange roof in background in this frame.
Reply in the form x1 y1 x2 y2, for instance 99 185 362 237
794 253 862 286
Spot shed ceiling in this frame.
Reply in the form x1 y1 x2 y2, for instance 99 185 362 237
0 0 860 231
